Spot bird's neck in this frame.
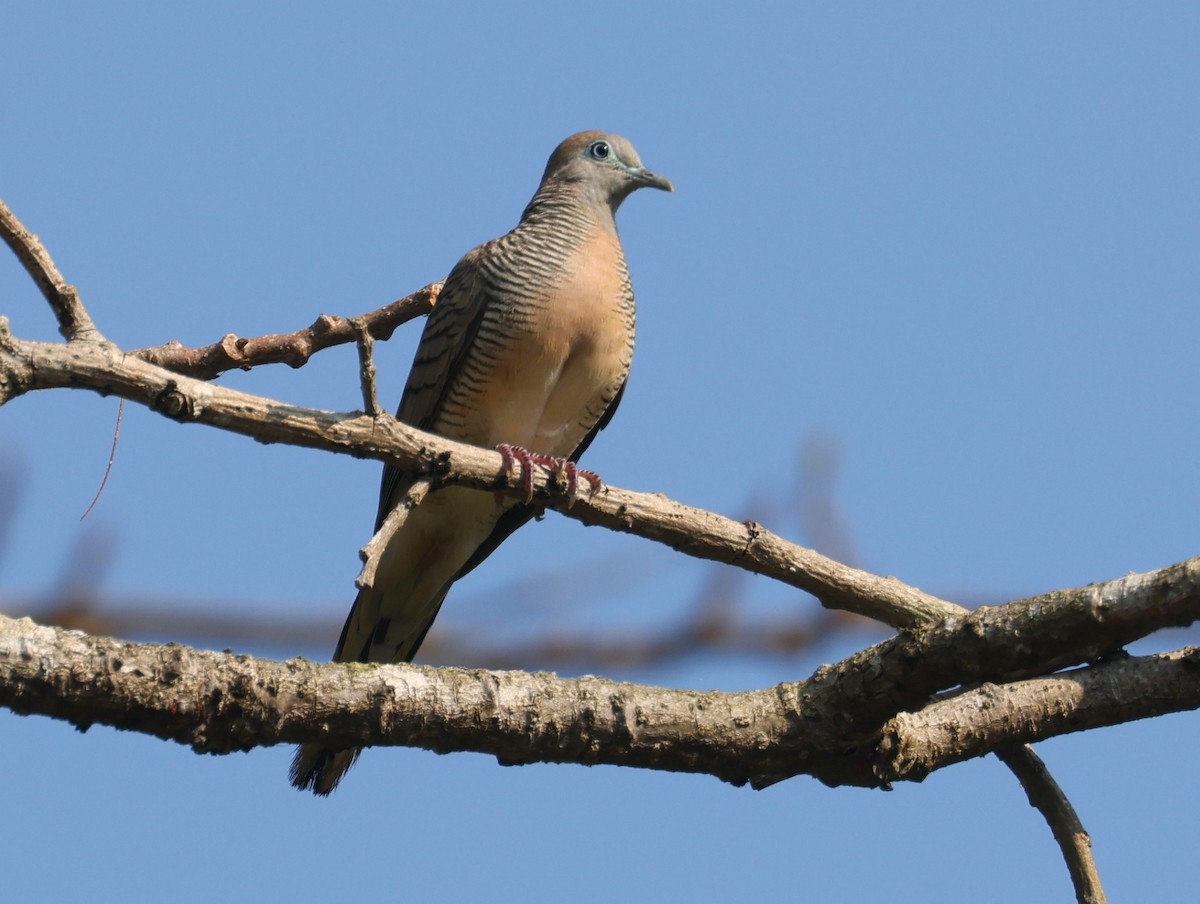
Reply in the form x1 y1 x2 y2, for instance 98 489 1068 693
519 180 619 235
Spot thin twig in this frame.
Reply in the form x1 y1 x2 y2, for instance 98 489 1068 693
131 285 440 380
0 196 103 342
356 478 433 589
996 746 1107 904
350 317 383 417
80 400 125 520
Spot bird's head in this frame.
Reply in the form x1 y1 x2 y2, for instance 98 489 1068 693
539 131 673 213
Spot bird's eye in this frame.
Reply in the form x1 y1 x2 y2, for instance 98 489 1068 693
588 140 610 160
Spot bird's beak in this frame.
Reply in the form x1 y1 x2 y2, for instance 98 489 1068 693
628 166 674 192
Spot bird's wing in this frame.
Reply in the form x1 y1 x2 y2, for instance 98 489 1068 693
350 227 632 663
373 248 494 529
569 377 626 463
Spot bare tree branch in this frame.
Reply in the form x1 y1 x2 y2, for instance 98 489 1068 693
9 551 1200 776
882 648 1200 779
4 190 1168 903
129 285 440 380
349 317 384 418
0 612 829 786
995 746 1106 904
2 612 1195 794
356 477 433 590
824 555 1200 729
11 587 868 672
0 198 102 342
0 322 957 628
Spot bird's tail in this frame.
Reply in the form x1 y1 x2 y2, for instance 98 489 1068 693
287 493 515 796
289 744 361 796
288 588 370 797
287 578 449 796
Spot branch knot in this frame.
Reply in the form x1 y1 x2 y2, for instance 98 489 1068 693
152 382 194 421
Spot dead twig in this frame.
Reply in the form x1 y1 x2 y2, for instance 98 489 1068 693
0 197 102 342
356 478 433 590
131 284 440 380
350 317 383 418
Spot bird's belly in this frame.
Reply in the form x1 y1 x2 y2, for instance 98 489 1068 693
431 225 634 457
529 350 618 454
480 308 630 456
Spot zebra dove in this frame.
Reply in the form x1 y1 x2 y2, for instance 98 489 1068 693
290 130 672 794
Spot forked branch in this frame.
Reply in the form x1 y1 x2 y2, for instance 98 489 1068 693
11 191 1185 904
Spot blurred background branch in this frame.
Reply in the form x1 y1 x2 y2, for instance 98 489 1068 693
5 433 909 673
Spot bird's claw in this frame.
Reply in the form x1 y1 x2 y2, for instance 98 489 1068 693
496 443 537 503
495 443 602 508
545 458 601 508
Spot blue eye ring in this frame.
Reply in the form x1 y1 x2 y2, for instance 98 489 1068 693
588 140 611 160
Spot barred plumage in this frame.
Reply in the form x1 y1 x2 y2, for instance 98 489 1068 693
290 131 672 795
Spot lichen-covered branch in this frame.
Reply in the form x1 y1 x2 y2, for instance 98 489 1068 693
792 555 1200 733
2 613 1196 799
0 612 851 787
879 648 1200 781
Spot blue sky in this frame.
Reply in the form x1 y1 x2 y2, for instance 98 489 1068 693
2 4 1198 901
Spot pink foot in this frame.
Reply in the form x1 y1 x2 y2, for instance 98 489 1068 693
538 455 602 508
496 443 537 503
494 444 602 507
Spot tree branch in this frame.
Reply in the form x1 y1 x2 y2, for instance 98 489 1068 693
0 322 956 628
0 612 848 786
995 746 1107 904
3 612 1196 802
356 477 433 589
3 190 1166 903
6 317 1198 658
812 554 1200 731
349 317 383 417
0 197 102 342
129 284 440 380
880 648 1200 781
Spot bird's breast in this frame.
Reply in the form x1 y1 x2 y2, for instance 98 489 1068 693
472 228 635 455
